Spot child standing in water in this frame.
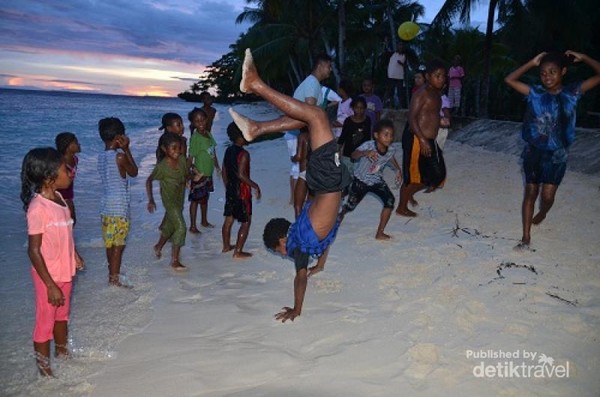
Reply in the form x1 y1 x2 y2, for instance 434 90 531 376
158 112 186 156
55 132 84 266
200 92 217 133
221 122 261 259
187 108 220 233
21 147 84 376
147 132 189 271
504 50 600 250
98 117 138 287
55 132 80 224
229 49 351 323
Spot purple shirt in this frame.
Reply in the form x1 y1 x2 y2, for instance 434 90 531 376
360 94 383 134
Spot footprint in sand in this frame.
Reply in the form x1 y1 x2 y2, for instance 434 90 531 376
313 278 342 293
404 343 440 379
342 305 369 323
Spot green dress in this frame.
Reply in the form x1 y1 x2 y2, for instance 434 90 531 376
151 155 187 246
188 130 217 176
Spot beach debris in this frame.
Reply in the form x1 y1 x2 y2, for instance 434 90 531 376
496 261 537 278
546 292 578 307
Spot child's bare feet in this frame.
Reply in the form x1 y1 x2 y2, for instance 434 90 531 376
201 222 215 228
153 244 162 258
171 261 187 272
307 264 324 277
109 275 133 289
532 211 547 225
396 207 417 217
513 241 535 252
240 48 257 94
222 244 235 253
233 251 253 259
55 344 71 359
375 232 392 240
35 354 53 377
228 108 259 142
189 226 201 234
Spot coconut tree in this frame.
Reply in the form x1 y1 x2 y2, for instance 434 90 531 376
431 0 526 117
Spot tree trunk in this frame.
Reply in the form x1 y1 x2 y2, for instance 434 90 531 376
480 0 498 118
338 0 346 74
387 5 397 49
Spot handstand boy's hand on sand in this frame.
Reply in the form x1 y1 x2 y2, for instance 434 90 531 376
230 49 350 323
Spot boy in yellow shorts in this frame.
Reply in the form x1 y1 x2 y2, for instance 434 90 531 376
98 117 138 287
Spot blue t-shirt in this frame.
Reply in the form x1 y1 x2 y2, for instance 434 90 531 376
522 82 582 151
285 75 323 140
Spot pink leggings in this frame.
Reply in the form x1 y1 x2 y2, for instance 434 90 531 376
32 268 72 343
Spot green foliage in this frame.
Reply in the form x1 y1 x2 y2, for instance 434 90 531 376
181 0 600 125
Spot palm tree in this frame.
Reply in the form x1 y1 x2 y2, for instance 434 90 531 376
431 0 526 117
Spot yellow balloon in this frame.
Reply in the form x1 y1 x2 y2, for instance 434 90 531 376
397 21 420 41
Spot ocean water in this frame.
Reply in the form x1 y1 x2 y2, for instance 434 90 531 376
0 88 277 396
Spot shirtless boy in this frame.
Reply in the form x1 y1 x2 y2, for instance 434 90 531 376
396 60 447 217
229 49 351 323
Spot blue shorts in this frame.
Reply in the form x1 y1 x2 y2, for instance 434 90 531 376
286 201 340 270
522 145 567 185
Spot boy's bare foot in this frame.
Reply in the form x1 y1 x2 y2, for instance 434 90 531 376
240 48 257 94
109 275 133 289
35 352 54 377
153 244 162 258
228 108 259 142
233 251 253 259
55 345 71 359
375 232 392 240
171 261 188 272
307 265 324 277
201 222 215 228
222 244 235 253
532 212 547 225
396 207 417 217
409 197 419 207
189 226 201 234
513 241 535 252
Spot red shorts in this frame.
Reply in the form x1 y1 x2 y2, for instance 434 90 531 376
32 268 72 343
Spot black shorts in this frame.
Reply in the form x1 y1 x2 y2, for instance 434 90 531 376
343 178 395 212
223 194 251 223
306 140 351 193
402 127 446 188
522 145 567 185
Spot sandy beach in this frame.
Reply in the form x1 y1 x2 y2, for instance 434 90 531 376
81 126 600 396
2 95 597 396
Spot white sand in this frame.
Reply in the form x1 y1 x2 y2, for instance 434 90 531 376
83 127 600 397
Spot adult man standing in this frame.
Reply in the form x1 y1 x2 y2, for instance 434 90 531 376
386 42 407 108
283 54 333 204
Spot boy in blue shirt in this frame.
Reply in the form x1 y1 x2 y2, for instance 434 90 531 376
229 49 351 323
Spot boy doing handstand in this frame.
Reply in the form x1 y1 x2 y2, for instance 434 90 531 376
229 49 351 323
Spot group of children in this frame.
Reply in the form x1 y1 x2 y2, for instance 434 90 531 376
20 47 600 375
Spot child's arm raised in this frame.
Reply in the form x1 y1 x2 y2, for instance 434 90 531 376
115 135 138 178
566 51 600 93
28 234 64 307
504 52 546 96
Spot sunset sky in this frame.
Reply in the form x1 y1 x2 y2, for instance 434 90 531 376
0 0 489 97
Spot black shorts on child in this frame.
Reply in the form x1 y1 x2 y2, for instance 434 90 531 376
306 140 351 193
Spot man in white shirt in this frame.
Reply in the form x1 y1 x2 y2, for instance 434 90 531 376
386 42 407 109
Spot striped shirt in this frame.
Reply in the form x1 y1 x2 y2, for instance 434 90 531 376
98 149 130 218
